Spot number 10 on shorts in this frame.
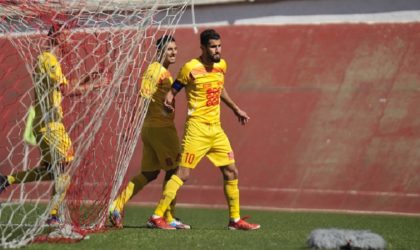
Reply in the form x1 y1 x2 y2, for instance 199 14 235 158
184 153 195 164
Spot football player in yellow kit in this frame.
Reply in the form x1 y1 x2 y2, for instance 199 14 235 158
0 24 99 225
108 35 190 229
147 29 260 230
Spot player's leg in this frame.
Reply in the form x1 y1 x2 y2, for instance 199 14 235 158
219 165 260 230
109 160 160 228
219 164 240 219
111 171 159 213
109 170 158 228
149 121 208 229
145 125 191 229
44 123 74 225
0 129 60 193
114 126 160 209
149 125 188 227
208 126 260 230
148 167 188 229
48 162 70 225
162 168 191 229
163 168 177 223
111 125 181 228
0 163 53 191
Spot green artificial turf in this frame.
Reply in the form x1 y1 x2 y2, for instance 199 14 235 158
20 206 420 250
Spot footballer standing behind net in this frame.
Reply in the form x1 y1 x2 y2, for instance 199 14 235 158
0 24 100 225
147 29 260 230
108 35 190 229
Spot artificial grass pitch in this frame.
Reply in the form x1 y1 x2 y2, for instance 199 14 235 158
26 206 420 250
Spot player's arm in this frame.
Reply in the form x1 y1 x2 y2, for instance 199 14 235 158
43 55 101 97
221 88 250 125
130 68 161 122
164 63 189 112
62 72 103 97
140 65 162 100
163 80 183 113
123 66 161 141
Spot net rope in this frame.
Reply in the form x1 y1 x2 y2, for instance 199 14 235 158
0 0 189 247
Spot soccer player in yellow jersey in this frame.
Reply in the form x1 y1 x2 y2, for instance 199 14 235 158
0 24 98 225
108 35 190 229
148 29 260 230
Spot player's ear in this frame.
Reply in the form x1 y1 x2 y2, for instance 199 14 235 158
200 44 206 53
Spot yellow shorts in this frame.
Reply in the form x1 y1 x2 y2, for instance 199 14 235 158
179 120 235 169
37 122 74 164
141 125 180 172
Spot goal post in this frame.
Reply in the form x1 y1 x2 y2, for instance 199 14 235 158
0 0 189 247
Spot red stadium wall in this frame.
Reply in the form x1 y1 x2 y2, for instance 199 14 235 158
1 24 420 215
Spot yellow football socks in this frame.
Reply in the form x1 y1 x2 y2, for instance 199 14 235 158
50 173 71 216
224 179 240 221
163 180 176 223
50 208 58 216
112 173 148 212
7 175 16 185
154 175 183 217
7 169 68 217
164 200 176 223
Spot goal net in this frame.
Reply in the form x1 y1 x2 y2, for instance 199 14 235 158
0 0 189 247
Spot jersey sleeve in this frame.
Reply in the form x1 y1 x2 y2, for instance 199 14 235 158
220 59 227 74
175 62 192 86
140 63 161 99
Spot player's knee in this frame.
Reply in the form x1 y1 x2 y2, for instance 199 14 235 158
232 168 239 179
229 169 239 180
176 167 190 182
221 164 238 180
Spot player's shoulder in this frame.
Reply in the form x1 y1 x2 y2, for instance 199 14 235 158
147 61 161 70
147 61 169 76
210 59 227 74
216 59 227 71
145 61 159 74
38 51 58 64
40 51 56 59
182 58 202 71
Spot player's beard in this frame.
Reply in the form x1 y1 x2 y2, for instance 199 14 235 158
210 53 221 63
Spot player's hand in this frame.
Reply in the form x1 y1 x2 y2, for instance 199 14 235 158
234 109 250 125
164 96 175 113
81 71 101 85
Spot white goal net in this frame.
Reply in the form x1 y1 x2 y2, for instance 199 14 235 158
0 0 189 247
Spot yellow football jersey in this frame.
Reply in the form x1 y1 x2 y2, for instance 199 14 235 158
176 58 227 123
33 51 68 130
140 61 175 127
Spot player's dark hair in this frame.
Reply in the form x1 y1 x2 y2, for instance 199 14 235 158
156 35 175 50
47 23 65 46
47 23 64 38
200 29 220 46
